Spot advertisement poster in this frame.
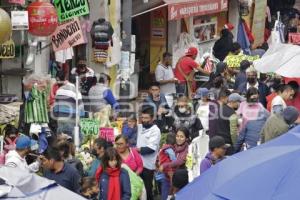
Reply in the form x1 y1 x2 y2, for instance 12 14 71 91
54 0 90 22
51 18 85 51
0 39 15 59
11 11 29 30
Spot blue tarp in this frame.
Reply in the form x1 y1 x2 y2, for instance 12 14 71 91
177 125 300 200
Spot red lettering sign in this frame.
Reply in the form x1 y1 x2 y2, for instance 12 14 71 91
168 0 228 21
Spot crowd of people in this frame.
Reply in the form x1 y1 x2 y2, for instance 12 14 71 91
1 27 300 200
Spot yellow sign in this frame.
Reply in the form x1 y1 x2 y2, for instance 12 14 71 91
0 39 15 58
252 0 267 47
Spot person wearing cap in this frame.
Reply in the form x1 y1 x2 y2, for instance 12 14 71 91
238 67 270 108
234 60 251 90
174 47 210 96
195 88 210 132
260 106 299 143
219 93 244 153
200 136 228 174
213 27 234 61
5 135 40 173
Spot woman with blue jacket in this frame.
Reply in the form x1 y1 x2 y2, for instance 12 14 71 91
96 147 131 200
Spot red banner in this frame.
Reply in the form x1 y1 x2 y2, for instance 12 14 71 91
168 0 228 21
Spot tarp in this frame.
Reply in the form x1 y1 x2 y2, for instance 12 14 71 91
0 166 86 200
254 43 300 77
177 125 300 200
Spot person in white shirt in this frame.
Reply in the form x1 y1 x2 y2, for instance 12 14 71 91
271 84 295 114
136 107 161 200
155 52 177 95
5 135 40 173
195 88 210 132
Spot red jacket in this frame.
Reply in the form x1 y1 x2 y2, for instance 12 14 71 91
159 144 174 173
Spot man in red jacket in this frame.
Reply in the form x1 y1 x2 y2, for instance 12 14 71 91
174 47 210 97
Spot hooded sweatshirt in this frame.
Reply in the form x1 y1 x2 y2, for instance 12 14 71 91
5 150 40 172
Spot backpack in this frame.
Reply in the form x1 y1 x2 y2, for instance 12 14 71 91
122 164 144 200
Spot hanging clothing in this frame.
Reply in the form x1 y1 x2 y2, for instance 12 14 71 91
25 85 49 124
55 48 74 64
237 20 251 55
91 18 114 48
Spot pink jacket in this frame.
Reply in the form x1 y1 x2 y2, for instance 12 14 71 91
122 148 143 174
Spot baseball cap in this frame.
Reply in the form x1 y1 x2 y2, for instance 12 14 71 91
224 23 235 31
194 88 209 99
16 136 38 150
282 106 299 125
186 47 198 57
228 93 245 102
209 136 230 151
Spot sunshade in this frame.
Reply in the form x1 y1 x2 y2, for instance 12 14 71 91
0 166 86 200
176 125 300 200
254 43 300 77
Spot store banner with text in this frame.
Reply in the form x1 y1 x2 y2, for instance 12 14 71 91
252 0 267 47
0 39 15 59
51 18 85 51
168 0 228 21
54 0 90 22
9 0 25 5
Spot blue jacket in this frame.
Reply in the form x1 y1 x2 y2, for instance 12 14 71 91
238 82 270 108
99 168 131 200
122 123 137 147
235 110 269 152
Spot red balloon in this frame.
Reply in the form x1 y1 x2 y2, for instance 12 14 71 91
28 2 58 36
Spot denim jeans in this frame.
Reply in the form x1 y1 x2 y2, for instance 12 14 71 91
160 176 171 200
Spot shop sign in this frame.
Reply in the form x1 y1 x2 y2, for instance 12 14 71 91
0 39 15 59
51 17 85 51
168 0 228 21
8 0 25 5
11 11 29 30
54 0 90 22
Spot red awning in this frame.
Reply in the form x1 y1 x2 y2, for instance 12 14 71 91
164 0 228 21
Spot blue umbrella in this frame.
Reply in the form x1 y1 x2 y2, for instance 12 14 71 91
177 125 300 200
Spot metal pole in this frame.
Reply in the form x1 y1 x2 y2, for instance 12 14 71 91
74 76 80 151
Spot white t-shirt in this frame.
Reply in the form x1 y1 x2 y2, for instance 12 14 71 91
271 95 287 113
137 124 161 170
196 101 210 131
155 63 176 95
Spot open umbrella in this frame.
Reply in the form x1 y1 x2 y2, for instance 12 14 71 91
254 43 300 77
176 125 300 200
0 166 86 200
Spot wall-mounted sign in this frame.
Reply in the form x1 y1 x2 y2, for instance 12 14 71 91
51 18 85 51
168 0 228 21
0 39 15 59
11 11 29 30
54 0 90 22
9 0 25 5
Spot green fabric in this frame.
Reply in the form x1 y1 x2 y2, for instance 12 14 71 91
122 164 144 200
25 86 49 123
229 114 238 144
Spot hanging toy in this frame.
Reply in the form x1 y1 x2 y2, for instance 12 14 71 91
0 8 12 44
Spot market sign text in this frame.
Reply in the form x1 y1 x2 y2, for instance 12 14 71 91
54 0 89 22
0 39 15 59
51 18 85 51
168 0 228 21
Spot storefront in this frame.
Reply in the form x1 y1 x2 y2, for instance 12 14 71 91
132 0 230 89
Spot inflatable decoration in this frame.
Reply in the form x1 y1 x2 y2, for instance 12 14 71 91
28 1 58 36
0 8 12 44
